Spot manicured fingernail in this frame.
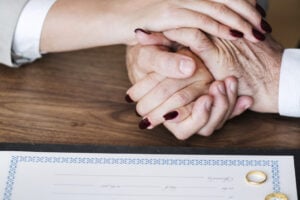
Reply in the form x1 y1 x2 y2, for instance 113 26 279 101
205 99 212 111
163 111 179 121
125 94 134 103
261 19 272 33
230 29 244 38
139 118 151 129
256 4 266 18
252 29 265 41
134 28 151 35
179 59 194 75
217 83 226 95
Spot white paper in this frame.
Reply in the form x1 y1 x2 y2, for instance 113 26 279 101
0 151 297 200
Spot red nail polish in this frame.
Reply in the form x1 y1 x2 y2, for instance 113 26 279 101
125 95 134 103
256 4 266 18
252 29 265 41
134 28 151 35
139 118 151 129
230 29 244 38
163 111 179 121
261 19 272 33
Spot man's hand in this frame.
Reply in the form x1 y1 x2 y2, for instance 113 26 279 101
161 29 284 113
131 29 283 113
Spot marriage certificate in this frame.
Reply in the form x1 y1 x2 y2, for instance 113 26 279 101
0 151 297 200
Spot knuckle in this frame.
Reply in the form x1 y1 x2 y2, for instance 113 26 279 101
235 18 252 31
214 4 229 15
136 103 147 116
198 129 214 137
198 14 213 27
147 73 162 85
156 85 172 99
174 131 189 141
172 90 191 105
188 31 210 53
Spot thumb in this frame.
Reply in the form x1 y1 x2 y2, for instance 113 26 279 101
135 28 173 46
163 28 217 62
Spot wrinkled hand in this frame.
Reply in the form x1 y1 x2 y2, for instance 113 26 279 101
131 29 283 113
160 28 283 113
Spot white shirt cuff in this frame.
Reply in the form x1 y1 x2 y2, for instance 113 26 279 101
279 49 300 117
12 0 57 65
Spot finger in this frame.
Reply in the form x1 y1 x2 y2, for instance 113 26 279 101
127 72 165 102
135 77 199 116
144 82 209 128
210 0 269 35
135 45 196 78
246 0 257 6
197 81 229 137
135 29 173 46
230 96 254 119
171 8 237 41
162 102 194 124
164 96 213 140
216 76 239 129
163 28 218 61
181 1 263 42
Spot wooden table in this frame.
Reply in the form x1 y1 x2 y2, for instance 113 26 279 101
0 46 299 149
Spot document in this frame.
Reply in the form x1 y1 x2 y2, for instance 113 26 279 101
0 151 297 200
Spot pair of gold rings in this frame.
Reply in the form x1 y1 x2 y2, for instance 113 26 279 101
245 170 288 200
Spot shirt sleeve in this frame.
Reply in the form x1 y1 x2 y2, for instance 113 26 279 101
12 0 57 65
279 49 300 117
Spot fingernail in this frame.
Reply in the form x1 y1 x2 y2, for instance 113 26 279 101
163 111 179 121
230 29 244 38
252 29 265 41
179 59 194 75
125 94 134 103
217 83 226 95
139 118 151 129
256 4 266 18
205 99 212 111
134 28 151 35
261 19 272 33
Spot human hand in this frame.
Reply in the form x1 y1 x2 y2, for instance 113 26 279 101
159 28 283 113
132 28 283 113
126 46 252 138
121 0 271 44
163 77 253 139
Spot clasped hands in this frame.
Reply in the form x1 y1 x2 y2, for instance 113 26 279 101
126 28 283 140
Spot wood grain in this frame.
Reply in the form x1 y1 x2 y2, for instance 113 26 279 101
0 46 299 149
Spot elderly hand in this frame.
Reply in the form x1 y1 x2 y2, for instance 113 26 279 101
160 29 283 113
129 28 283 113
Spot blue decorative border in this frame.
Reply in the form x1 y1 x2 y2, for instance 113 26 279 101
3 156 280 200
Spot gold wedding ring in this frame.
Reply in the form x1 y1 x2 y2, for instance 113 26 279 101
265 193 288 200
245 170 267 185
